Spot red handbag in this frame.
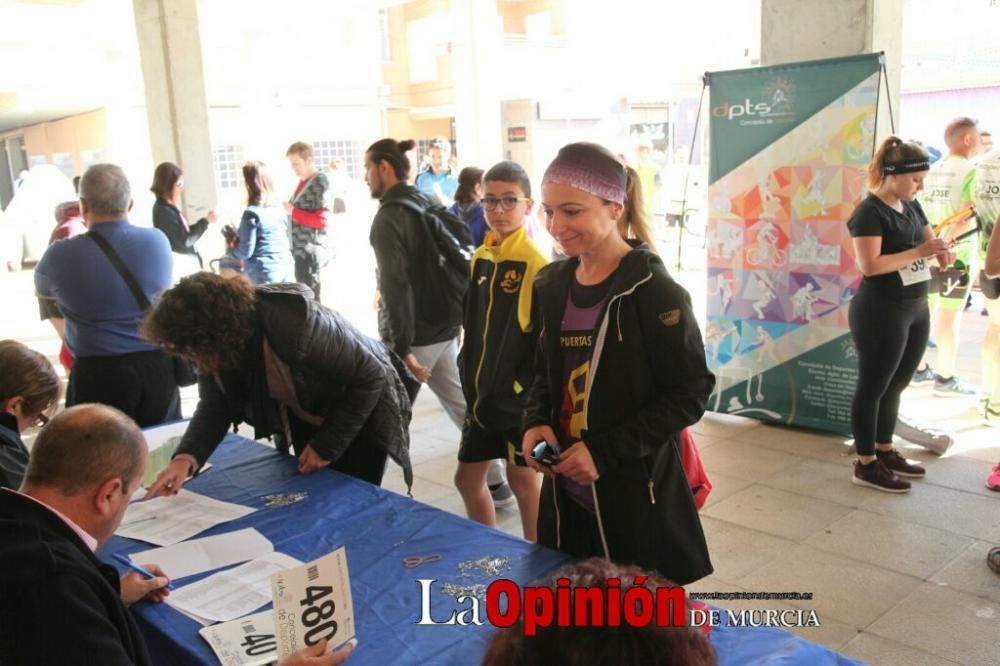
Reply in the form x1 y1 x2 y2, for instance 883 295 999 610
680 428 712 510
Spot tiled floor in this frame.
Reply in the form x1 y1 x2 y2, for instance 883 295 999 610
4 235 999 665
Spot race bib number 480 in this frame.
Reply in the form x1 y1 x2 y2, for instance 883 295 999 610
270 547 355 659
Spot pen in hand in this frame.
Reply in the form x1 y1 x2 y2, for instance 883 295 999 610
112 553 175 591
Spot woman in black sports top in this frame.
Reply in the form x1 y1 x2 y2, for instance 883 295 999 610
847 136 951 493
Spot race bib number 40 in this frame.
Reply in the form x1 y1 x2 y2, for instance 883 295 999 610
198 611 277 666
899 257 931 286
271 547 355 659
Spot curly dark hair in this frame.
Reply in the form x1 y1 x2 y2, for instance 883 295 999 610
143 273 257 372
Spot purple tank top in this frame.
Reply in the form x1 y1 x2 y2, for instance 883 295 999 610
557 273 614 511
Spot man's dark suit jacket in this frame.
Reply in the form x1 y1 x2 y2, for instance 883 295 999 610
0 489 151 665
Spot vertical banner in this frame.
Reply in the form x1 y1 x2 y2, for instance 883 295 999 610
704 54 882 435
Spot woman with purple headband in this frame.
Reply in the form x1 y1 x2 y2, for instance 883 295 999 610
521 142 715 585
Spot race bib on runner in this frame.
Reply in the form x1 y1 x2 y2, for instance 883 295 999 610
198 611 276 666
271 547 355 659
898 257 931 285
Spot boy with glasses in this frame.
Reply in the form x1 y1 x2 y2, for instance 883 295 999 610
456 162 547 539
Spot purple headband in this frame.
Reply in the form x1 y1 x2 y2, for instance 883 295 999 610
542 143 627 204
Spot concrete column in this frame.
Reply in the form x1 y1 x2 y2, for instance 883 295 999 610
761 0 903 138
132 0 216 219
451 0 503 167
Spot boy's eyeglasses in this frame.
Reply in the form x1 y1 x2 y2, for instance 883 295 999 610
482 196 530 212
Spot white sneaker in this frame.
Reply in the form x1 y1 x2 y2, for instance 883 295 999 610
894 414 954 455
488 482 517 509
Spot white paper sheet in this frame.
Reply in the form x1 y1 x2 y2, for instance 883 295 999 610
168 552 301 623
129 528 273 581
198 611 277 665
140 421 216 489
144 420 191 452
115 489 256 546
272 548 355 658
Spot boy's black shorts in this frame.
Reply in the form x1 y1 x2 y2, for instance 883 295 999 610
458 421 528 466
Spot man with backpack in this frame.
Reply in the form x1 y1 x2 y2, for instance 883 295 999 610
365 138 514 508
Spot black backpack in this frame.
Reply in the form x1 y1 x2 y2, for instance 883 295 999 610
379 192 475 324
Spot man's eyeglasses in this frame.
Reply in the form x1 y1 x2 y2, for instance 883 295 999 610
33 413 50 428
482 196 530 212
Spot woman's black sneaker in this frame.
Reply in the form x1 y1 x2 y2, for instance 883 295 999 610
875 448 926 478
852 459 911 493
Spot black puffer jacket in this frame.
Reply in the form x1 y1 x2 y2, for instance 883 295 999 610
524 243 715 585
0 413 28 490
175 284 413 488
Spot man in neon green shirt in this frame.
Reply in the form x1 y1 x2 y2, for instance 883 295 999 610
912 117 980 396
975 145 1000 423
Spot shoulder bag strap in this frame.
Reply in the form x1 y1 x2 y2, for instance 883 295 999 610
85 231 152 311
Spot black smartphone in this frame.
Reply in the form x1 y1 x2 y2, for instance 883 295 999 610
531 441 561 466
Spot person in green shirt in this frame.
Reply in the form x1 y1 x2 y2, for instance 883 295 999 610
975 145 1000 424
911 117 980 397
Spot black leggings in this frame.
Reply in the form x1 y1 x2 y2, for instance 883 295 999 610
848 287 929 456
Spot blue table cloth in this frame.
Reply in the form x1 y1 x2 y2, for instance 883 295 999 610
101 434 860 665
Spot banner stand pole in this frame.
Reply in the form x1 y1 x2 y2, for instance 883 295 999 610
878 52 897 135
677 77 709 273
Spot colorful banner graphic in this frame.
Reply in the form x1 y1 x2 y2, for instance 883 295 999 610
705 54 882 434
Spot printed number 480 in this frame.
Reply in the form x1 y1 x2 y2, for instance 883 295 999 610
300 585 338 646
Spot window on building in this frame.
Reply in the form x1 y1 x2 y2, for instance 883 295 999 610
80 149 104 169
51 153 75 180
407 12 450 82
378 8 392 62
525 11 552 40
311 140 364 180
212 145 245 190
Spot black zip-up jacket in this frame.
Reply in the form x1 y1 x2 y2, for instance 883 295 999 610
0 412 28 490
174 283 414 489
370 183 461 356
524 243 715 585
0 490 152 665
152 197 208 267
459 226 548 431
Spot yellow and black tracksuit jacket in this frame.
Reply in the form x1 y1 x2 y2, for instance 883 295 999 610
458 226 548 432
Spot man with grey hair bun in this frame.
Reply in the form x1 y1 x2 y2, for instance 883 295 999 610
34 163 180 427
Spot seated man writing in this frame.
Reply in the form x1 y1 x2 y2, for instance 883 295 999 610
0 403 351 666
